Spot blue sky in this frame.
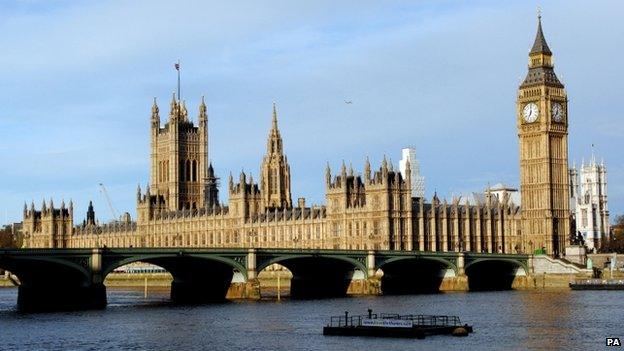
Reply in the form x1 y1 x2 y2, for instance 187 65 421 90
0 0 622 224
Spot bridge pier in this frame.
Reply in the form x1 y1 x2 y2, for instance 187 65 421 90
439 252 469 291
439 272 469 291
347 276 381 295
343 251 381 295
226 249 261 300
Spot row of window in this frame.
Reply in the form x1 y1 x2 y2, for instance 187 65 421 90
157 159 200 183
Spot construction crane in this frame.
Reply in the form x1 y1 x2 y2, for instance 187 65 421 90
98 183 119 222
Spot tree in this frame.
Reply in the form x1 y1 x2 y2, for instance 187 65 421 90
600 215 624 253
0 226 17 248
613 215 624 235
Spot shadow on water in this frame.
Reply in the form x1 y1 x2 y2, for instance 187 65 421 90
380 260 447 294
466 261 519 291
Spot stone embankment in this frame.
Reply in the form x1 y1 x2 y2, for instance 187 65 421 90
531 255 592 289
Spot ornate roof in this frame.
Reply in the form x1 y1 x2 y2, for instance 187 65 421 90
521 66 563 88
530 16 552 55
521 16 562 88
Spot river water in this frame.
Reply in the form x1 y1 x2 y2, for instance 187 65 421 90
0 287 621 350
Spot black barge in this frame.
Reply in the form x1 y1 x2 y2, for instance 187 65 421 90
570 279 624 290
323 310 473 339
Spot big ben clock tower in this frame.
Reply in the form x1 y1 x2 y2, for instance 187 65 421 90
517 14 570 257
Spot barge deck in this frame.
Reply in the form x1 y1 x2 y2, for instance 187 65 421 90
323 310 473 339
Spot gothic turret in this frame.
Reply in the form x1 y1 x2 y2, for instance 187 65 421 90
198 96 207 124
86 201 96 226
325 163 331 187
150 92 210 211
204 162 219 208
151 97 160 129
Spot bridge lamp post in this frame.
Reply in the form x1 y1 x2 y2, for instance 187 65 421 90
368 232 376 251
249 230 257 249
293 235 299 249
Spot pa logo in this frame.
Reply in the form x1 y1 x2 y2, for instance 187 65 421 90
607 338 621 347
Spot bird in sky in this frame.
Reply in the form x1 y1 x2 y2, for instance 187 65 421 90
344 100 353 104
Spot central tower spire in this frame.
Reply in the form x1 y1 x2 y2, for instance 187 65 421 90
260 103 292 211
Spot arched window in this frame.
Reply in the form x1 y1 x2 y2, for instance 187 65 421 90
185 160 191 181
192 160 197 182
272 169 278 194
267 169 273 193
179 160 185 181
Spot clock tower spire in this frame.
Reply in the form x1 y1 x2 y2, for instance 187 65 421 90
517 14 570 257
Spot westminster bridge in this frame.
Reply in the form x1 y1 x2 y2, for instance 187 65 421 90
0 248 530 311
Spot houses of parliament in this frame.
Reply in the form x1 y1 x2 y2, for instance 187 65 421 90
22 16 573 257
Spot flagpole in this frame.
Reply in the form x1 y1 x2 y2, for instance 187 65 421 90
177 59 181 101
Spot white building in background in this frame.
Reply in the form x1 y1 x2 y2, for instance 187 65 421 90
460 183 521 207
569 156 610 251
399 147 425 198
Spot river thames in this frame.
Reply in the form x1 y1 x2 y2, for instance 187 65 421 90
0 288 621 350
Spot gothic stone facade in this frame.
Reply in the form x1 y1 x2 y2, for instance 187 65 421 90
22 17 569 256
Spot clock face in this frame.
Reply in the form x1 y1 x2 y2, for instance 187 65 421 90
551 102 564 122
523 103 539 123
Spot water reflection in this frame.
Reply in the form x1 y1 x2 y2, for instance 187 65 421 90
519 290 574 350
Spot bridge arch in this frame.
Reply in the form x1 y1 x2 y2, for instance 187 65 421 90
0 257 91 286
465 258 527 291
102 253 247 279
257 254 367 299
376 256 457 295
257 254 367 275
102 253 247 303
0 255 98 312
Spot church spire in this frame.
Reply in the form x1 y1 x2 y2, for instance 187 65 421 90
530 12 552 55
